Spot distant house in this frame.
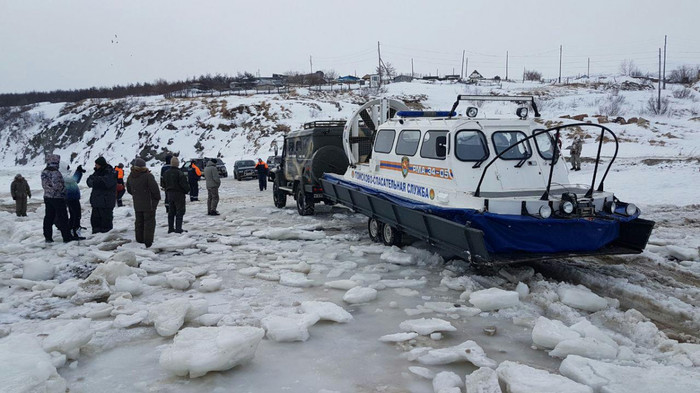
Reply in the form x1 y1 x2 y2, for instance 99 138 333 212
444 74 460 81
468 70 484 81
393 75 413 83
337 75 361 83
421 76 440 81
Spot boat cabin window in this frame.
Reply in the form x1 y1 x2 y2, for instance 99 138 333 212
492 131 532 160
420 130 448 160
455 130 489 162
395 130 421 156
295 140 302 155
374 129 396 154
533 129 556 160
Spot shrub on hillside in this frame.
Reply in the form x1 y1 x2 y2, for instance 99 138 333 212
598 92 626 117
646 96 670 115
523 69 542 81
672 87 693 99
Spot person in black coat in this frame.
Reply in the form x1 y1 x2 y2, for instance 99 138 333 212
86 156 117 234
188 162 201 202
160 154 172 213
162 156 190 233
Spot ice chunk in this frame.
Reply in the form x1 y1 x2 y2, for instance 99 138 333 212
469 288 520 311
143 275 167 286
261 314 319 342
300 301 353 323
409 366 435 379
422 302 481 317
185 299 209 322
400 318 456 336
465 367 502 393
557 285 607 312
85 304 113 319
560 355 700 393
108 250 138 267
160 326 264 378
52 279 79 298
343 287 378 304
380 249 416 266
149 298 191 337
496 361 592 393
238 266 261 276
22 259 55 281
88 261 136 285
531 316 581 349
379 332 419 342
42 319 94 357
278 271 315 287
380 278 427 288
166 270 196 290
349 273 382 284
515 282 529 299
550 337 618 359
252 228 325 241
198 276 223 292
324 280 359 290
432 371 463 393
416 340 496 368
71 276 111 305
569 319 618 349
114 274 143 296
113 310 148 328
0 334 67 393
441 275 481 292
256 271 280 281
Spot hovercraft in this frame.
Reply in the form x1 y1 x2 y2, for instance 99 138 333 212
320 95 654 264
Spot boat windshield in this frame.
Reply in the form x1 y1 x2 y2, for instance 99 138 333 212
533 130 556 160
492 131 531 160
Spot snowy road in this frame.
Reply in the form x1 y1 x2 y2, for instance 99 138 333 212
1 170 699 392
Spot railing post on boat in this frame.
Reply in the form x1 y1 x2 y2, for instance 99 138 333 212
540 129 561 201
585 128 605 198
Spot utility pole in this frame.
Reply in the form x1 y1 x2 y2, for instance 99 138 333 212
658 48 662 112
587 57 590 77
461 50 465 79
465 58 468 78
558 45 562 84
505 51 509 80
309 56 312 74
411 58 414 78
377 41 382 87
663 35 667 89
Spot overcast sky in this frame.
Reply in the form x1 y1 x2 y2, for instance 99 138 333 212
1 0 699 93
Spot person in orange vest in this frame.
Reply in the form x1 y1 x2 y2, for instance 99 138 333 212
255 158 269 191
188 161 202 202
115 163 126 207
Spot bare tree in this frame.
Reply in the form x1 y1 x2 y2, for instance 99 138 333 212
619 59 642 77
669 65 700 84
523 69 542 81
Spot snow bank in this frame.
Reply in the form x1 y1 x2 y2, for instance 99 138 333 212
531 316 581 349
399 318 456 336
560 355 700 393
261 313 320 342
343 286 378 304
465 367 502 393
0 334 66 393
496 361 593 393
416 340 496 368
557 285 608 312
469 288 520 311
160 326 264 378
300 301 353 323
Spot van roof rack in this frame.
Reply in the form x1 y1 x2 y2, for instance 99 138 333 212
303 120 347 129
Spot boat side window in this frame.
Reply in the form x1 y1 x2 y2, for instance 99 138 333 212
455 130 489 161
533 129 555 160
374 129 396 154
395 130 421 156
492 131 532 160
420 130 449 160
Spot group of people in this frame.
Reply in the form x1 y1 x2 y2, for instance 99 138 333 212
11 154 223 248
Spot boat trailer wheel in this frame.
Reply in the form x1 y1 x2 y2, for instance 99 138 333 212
381 223 402 247
368 218 381 242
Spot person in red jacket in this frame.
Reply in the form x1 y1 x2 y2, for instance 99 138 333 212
115 163 126 206
255 158 268 191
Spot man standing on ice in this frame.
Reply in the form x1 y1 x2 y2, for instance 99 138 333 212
188 161 202 202
160 154 172 213
10 173 31 217
115 163 126 207
41 154 74 242
204 158 221 216
87 156 117 233
126 158 161 247
163 156 190 233
567 136 583 171
64 164 87 240
255 158 268 191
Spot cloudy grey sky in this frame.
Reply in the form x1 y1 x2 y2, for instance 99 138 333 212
1 0 699 93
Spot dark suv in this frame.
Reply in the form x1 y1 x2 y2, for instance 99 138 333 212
180 157 228 178
233 160 257 180
272 121 349 215
266 155 282 181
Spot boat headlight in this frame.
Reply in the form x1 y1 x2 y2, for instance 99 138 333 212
561 201 575 215
466 107 479 118
516 107 529 119
625 203 638 216
539 205 552 219
604 201 616 214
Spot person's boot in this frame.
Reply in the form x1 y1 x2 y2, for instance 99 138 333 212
72 228 86 240
168 215 175 233
174 216 187 233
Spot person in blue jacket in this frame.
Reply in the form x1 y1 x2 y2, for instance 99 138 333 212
64 164 87 239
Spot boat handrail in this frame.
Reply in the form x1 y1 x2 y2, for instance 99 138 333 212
473 123 618 200
448 95 541 118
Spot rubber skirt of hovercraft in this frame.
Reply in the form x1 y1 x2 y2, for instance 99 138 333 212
320 174 654 265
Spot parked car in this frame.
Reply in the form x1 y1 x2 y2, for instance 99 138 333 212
233 159 257 180
180 157 228 178
266 155 282 181
272 121 349 215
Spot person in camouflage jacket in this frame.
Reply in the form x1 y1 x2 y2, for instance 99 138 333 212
10 173 31 216
41 154 74 242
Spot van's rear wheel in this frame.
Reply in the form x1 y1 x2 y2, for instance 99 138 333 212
381 223 402 247
296 187 314 216
368 218 381 242
273 180 286 208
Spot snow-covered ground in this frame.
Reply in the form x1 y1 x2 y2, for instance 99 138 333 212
0 80 699 392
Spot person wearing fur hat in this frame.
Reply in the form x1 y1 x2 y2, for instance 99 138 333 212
126 158 161 247
41 154 74 242
86 156 117 233
10 173 31 217
162 156 190 233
